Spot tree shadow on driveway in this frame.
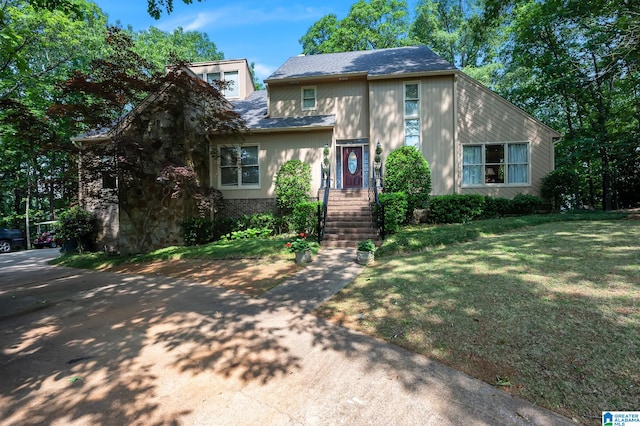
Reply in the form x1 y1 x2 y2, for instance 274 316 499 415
0 259 574 425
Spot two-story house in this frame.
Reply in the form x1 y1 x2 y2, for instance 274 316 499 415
212 46 559 216
75 45 560 253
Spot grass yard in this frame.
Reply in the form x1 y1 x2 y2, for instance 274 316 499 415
51 236 314 269
317 217 640 424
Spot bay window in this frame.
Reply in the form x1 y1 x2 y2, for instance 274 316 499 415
462 142 530 185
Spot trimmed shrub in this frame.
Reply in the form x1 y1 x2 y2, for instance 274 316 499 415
383 146 431 221
378 192 408 234
510 193 544 215
428 194 545 224
292 201 322 235
274 159 312 211
428 194 485 223
482 196 511 219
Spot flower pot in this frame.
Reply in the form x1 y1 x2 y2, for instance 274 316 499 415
356 250 374 265
295 249 312 265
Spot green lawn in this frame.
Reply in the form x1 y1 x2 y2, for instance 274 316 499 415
50 236 311 269
317 215 639 423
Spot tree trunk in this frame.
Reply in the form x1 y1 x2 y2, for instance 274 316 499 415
600 146 611 211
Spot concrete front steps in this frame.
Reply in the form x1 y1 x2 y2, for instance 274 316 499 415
321 189 379 248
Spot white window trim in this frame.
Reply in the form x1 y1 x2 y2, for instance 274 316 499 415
404 81 421 148
218 144 261 189
301 86 317 111
461 141 532 187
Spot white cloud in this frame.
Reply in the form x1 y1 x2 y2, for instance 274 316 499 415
157 3 330 32
252 63 276 81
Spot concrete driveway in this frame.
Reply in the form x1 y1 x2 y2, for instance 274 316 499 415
0 249 574 425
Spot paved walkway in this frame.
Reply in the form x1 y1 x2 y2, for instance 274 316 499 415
262 248 365 312
0 248 576 425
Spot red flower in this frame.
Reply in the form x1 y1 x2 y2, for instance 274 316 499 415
286 242 291 248
299 232 306 237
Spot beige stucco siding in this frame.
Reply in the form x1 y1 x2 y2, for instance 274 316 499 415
212 130 332 199
269 80 369 139
456 73 557 197
369 75 455 195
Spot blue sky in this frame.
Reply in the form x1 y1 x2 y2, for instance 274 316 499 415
92 0 357 82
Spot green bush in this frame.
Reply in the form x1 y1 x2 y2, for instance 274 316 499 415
58 206 96 253
428 194 485 223
482 196 511 219
182 217 215 246
378 192 408 234
212 217 238 240
540 168 580 211
225 227 272 240
235 212 278 231
274 159 311 211
183 213 281 246
292 201 322 235
428 194 545 224
383 146 431 222
510 193 544 215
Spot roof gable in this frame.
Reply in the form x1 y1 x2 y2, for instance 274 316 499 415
266 46 456 82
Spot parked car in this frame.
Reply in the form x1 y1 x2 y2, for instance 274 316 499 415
33 220 63 249
0 228 26 253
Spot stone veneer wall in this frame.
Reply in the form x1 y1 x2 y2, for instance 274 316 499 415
116 179 193 254
92 202 119 253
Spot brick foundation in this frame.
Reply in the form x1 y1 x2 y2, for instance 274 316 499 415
221 198 277 218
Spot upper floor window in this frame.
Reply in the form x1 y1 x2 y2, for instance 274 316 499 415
205 71 239 98
462 142 530 186
225 71 239 98
206 72 221 83
404 82 420 148
302 86 316 110
219 144 260 188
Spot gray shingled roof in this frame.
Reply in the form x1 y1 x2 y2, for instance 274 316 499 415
266 46 456 81
232 90 335 130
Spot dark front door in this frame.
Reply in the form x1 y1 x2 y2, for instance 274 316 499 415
342 146 363 188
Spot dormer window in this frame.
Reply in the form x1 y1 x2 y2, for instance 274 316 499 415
302 86 316 110
205 71 239 99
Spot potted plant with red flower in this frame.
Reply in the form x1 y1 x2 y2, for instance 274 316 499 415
286 232 312 264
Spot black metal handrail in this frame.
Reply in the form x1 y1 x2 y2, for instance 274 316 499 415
372 161 385 240
318 166 330 243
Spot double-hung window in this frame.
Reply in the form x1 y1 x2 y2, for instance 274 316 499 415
219 145 260 188
462 142 530 185
302 86 316 110
404 82 420 148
